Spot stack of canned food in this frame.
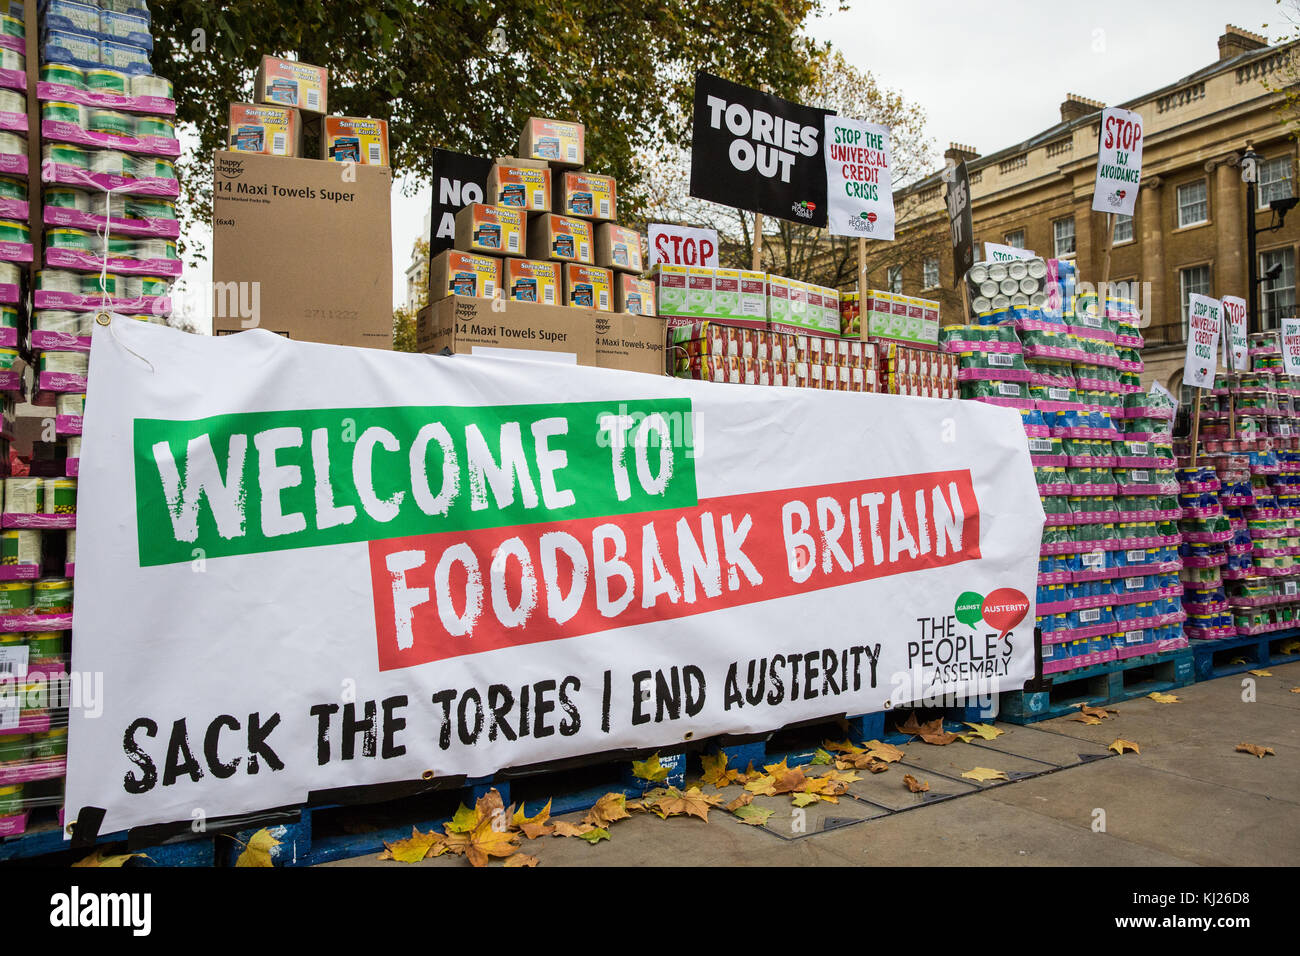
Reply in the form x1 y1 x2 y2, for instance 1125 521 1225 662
952 273 1189 673
0 475 76 838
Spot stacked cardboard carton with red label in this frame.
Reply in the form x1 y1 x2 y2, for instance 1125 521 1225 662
667 319 877 390
428 118 654 318
948 263 1186 679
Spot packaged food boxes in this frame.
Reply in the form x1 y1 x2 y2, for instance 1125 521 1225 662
255 55 328 115
454 203 526 257
865 291 940 347
526 214 593 264
502 258 560 306
595 223 643 273
321 116 389 166
687 267 716 317
227 103 300 157
648 263 688 317
429 249 501 302
487 160 551 213
562 263 613 312
712 269 741 318
616 274 655 316
553 171 615 221
739 271 767 319
767 275 790 323
518 117 584 167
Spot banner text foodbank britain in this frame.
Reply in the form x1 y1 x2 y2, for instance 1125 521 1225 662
137 402 978 667
67 321 1042 834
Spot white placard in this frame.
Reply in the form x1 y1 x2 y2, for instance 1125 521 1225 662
983 242 1033 262
1184 293 1222 389
1282 317 1300 377
1092 107 1144 217
1222 295 1248 371
648 224 719 267
824 116 895 239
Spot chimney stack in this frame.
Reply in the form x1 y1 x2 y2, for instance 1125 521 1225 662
944 142 979 166
1060 94 1104 124
1219 24 1267 60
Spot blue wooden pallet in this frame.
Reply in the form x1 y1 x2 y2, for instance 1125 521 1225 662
1191 628 1300 682
998 648 1194 724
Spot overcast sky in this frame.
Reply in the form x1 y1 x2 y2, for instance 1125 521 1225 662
181 0 1286 328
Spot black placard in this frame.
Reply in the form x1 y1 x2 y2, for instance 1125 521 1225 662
689 72 831 228
429 148 494 256
945 160 974 286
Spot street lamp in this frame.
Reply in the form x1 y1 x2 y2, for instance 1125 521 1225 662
1243 145 1260 333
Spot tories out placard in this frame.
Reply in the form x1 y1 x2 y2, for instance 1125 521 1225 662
690 72 831 227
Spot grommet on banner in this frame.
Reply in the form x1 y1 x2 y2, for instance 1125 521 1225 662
95 311 112 326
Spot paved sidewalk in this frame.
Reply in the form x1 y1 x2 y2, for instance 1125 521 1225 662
323 661 1299 866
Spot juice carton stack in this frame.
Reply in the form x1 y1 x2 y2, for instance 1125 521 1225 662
951 263 1185 676
429 117 653 318
668 319 877 390
0 8 28 379
1175 332 1300 637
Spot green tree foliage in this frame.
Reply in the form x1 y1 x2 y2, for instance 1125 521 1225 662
153 0 828 255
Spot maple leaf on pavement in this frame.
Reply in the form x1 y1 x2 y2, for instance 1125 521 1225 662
583 792 632 828
903 774 930 793
631 754 669 782
646 786 724 821
379 826 444 863
1235 743 1275 758
235 828 282 867
961 767 1010 782
1109 739 1140 755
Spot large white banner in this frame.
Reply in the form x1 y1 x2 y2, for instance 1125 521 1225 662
824 116 894 239
1283 318 1300 377
66 320 1043 835
1092 107 1143 216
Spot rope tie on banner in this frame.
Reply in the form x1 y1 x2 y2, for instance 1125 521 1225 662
91 183 155 372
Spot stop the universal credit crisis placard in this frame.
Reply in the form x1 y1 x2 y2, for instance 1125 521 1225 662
65 319 1044 834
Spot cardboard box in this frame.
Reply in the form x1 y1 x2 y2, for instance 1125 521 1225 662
687 267 715 317
595 223 643 273
454 203 526 257
487 162 552 213
553 171 616 221
321 116 389 166
211 150 392 347
429 249 501 301
616 273 655 316
503 258 561 306
416 295 664 374
227 103 301 157
417 296 594 364
526 214 593 264
739 271 767 320
711 268 741 318
255 56 328 115
648 263 688 317
518 117 584 167
562 263 613 311
767 275 790 323
594 311 666 375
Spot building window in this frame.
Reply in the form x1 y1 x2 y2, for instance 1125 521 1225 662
1177 180 1208 227
1053 217 1075 258
1004 229 1025 248
1259 157 1294 208
922 257 940 289
1260 247 1296 329
1113 214 1133 244
1180 264 1212 339
888 265 903 294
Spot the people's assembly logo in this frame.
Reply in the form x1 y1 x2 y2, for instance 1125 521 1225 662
907 588 1030 684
